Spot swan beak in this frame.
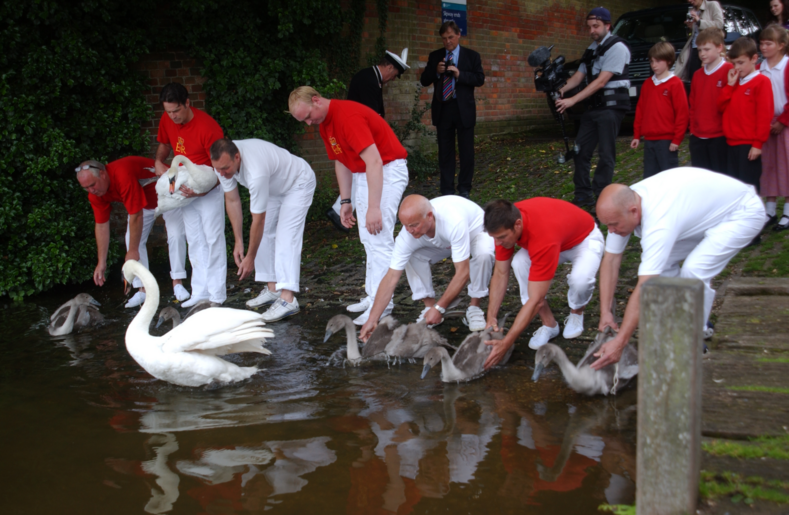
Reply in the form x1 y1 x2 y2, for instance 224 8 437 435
421 364 431 379
123 278 132 296
323 330 333 343
168 175 176 194
90 298 101 307
156 317 164 329
531 363 544 382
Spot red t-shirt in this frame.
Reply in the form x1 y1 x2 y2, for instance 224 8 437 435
319 99 407 173
88 156 157 224
495 198 595 282
157 107 224 166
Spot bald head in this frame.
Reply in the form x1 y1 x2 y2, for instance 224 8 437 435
399 195 435 239
597 184 641 236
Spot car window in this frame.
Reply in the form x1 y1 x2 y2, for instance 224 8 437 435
728 8 756 36
612 10 689 44
745 10 761 34
722 8 738 34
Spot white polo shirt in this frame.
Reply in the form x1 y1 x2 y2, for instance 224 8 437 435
390 196 485 270
217 139 312 214
760 54 789 118
605 167 757 276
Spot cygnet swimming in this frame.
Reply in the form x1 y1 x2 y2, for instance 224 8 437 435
385 320 454 363
49 294 103 336
531 327 638 396
323 314 399 365
156 306 181 329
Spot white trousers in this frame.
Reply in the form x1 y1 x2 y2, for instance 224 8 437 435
162 207 187 281
355 159 409 300
331 179 357 215
405 231 496 300
512 226 605 309
182 186 227 303
658 189 765 324
255 169 316 292
125 208 156 289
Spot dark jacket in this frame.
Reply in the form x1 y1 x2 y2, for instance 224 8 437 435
347 67 385 118
420 46 485 128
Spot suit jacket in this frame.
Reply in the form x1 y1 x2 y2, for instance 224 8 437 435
420 46 485 128
347 67 385 118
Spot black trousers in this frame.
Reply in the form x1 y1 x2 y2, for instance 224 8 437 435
573 108 626 203
437 100 475 195
727 143 762 192
643 139 679 178
684 48 702 81
689 135 728 174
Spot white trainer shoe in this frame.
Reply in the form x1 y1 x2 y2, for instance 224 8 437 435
563 313 584 339
246 287 281 308
353 302 393 326
528 323 560 350
261 298 300 322
464 306 487 332
181 295 209 308
125 291 146 308
174 284 191 302
415 306 443 327
347 296 372 313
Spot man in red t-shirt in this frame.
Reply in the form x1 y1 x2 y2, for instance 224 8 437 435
155 82 227 307
288 86 409 325
76 157 158 308
482 198 605 369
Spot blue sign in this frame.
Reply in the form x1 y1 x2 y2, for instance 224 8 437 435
442 0 467 35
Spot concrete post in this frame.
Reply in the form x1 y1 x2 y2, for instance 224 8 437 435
637 277 704 515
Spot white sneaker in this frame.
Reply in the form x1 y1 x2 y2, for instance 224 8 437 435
353 302 393 326
246 287 281 308
704 321 714 340
125 291 146 308
464 306 486 332
415 306 443 327
563 313 584 339
347 296 372 313
174 284 191 302
181 296 209 308
261 298 300 322
528 323 560 350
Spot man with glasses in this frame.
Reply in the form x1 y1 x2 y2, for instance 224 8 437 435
76 157 158 307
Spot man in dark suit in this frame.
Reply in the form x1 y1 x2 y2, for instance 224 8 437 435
420 21 484 198
327 49 410 233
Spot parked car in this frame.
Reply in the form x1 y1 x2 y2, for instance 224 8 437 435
561 4 762 124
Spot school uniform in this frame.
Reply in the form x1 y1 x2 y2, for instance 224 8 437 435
689 59 733 173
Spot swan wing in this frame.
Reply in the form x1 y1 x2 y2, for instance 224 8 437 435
160 308 274 353
362 317 399 358
186 164 219 193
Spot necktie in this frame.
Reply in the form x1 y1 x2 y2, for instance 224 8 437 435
443 54 455 101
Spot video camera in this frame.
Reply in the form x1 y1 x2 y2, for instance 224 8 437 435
528 45 579 164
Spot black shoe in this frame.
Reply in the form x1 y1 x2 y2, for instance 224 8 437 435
766 214 778 227
457 191 470 199
572 197 595 208
325 208 349 233
773 215 789 232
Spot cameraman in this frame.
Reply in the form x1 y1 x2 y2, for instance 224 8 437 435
555 7 631 211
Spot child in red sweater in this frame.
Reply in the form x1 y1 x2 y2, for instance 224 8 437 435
718 37 774 190
631 41 689 178
689 28 733 174
758 24 789 231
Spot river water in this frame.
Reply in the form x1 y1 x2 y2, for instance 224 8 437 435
0 283 637 514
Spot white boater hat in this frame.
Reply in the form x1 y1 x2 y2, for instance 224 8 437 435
384 48 410 77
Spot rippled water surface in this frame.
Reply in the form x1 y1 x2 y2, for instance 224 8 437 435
1 285 638 514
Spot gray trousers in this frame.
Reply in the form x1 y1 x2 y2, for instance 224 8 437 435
573 108 626 203
643 139 679 178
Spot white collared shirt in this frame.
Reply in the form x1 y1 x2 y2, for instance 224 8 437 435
739 70 759 85
652 72 675 86
760 55 788 117
704 58 726 75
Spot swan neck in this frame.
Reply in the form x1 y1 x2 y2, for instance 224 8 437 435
63 302 80 333
552 351 579 380
128 263 159 336
345 319 361 361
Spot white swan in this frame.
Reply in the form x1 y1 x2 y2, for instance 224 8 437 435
153 155 218 217
49 293 102 336
122 260 274 387
531 327 638 396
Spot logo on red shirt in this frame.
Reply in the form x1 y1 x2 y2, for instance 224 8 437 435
663 89 668 96
329 137 343 155
716 80 723 87
744 89 751 96
175 137 186 154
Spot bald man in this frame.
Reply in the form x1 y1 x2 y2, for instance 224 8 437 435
359 195 495 340
591 167 765 370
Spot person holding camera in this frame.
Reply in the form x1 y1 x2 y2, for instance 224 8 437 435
674 0 724 81
420 21 485 198
555 7 631 211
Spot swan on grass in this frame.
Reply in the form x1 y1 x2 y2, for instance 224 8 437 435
531 327 638 396
421 315 511 383
122 260 274 387
49 294 103 336
154 155 218 217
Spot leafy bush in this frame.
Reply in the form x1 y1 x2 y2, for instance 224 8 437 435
0 0 153 300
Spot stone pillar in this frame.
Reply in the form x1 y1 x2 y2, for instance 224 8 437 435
637 277 704 515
